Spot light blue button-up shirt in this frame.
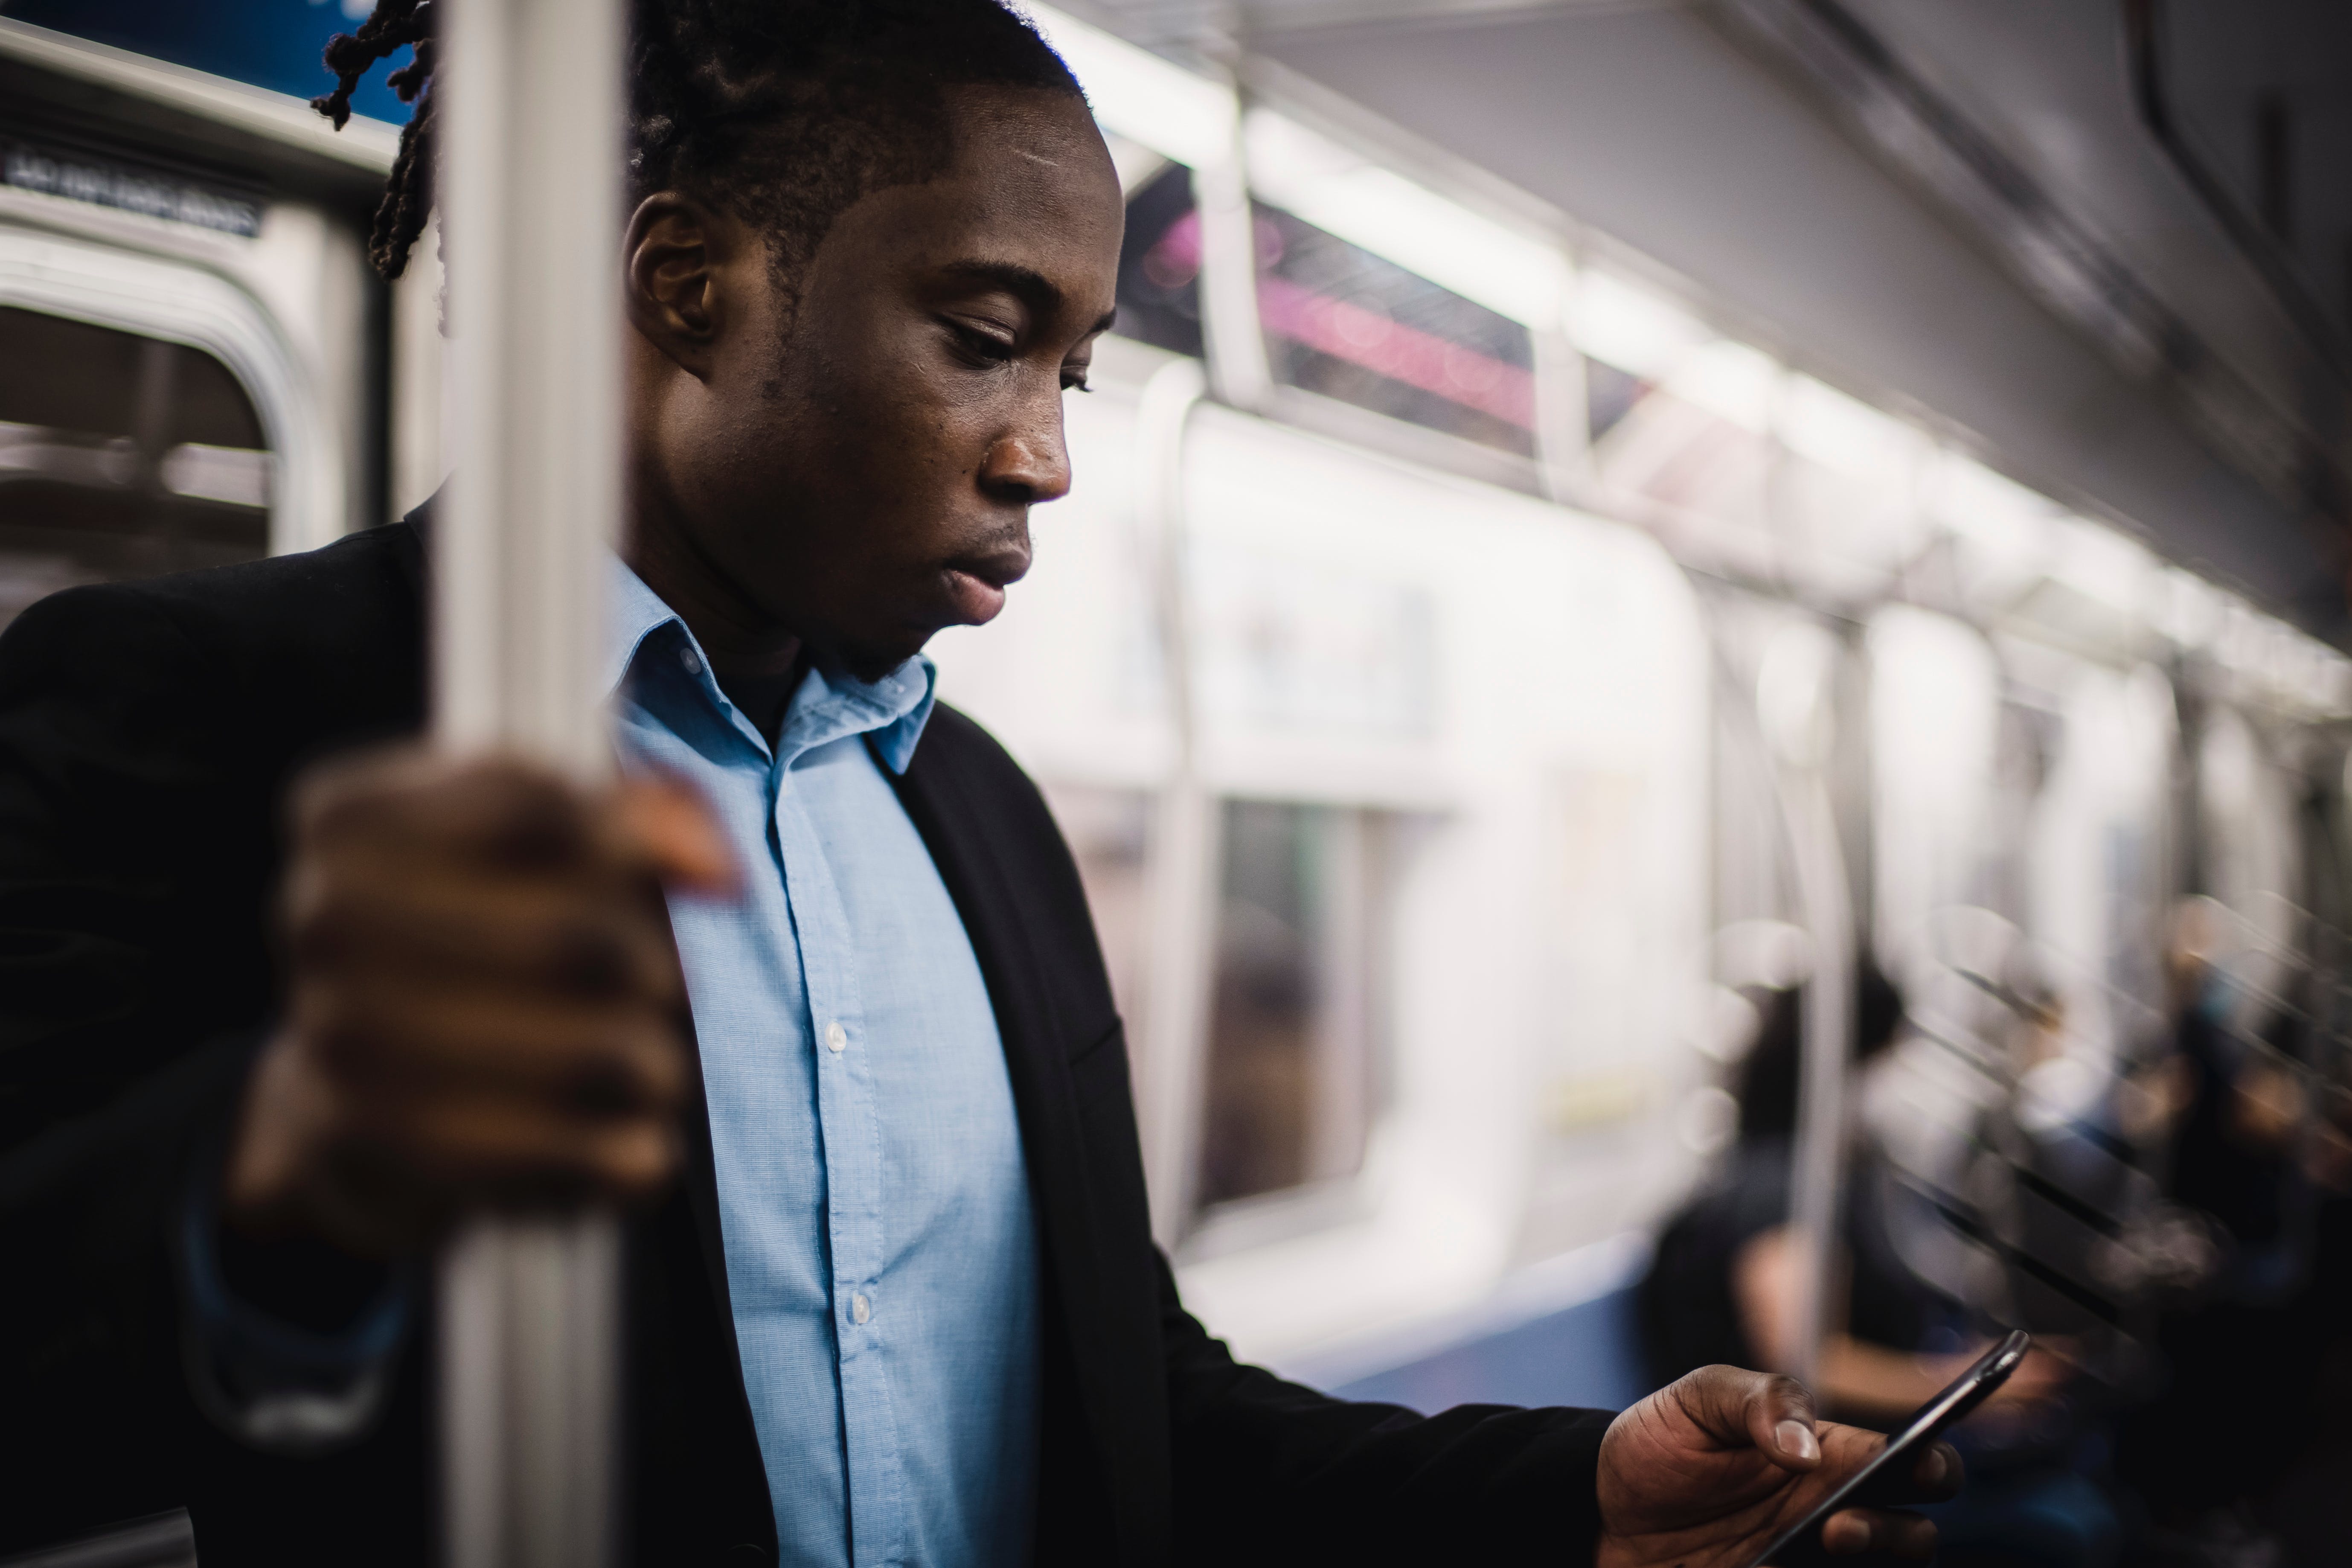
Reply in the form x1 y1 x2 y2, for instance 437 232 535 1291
606 563 1041 1568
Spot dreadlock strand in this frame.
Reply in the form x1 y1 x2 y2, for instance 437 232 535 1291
311 0 432 131
370 92 436 280
386 14 436 104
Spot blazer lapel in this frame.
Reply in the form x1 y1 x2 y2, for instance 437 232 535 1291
881 733 1128 1469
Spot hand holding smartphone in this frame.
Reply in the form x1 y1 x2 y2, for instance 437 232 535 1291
1742 1329 2032 1568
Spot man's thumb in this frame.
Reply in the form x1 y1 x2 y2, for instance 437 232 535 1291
1675 1365 1823 1472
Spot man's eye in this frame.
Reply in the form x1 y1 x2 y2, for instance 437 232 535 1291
949 322 1016 363
1062 371 1093 394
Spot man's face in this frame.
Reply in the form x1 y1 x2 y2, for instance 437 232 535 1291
628 86 1125 677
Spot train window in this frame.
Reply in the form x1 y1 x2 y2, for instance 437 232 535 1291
1195 799 1384 1210
1117 163 1206 359
1250 202 1538 460
0 306 271 626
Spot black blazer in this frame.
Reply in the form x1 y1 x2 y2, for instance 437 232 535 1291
0 513 1613 1566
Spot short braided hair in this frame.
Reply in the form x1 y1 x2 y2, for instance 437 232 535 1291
316 0 1084 288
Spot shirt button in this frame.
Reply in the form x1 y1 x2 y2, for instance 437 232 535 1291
825 1022 847 1054
679 647 702 674
851 1293 872 1325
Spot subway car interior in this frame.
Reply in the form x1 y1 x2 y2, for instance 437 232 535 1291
2 1 2350 1565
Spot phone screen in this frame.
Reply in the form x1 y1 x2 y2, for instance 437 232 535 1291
1741 1329 2032 1568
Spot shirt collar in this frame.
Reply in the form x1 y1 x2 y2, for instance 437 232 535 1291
604 557 936 774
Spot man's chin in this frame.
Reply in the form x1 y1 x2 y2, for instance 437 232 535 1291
831 588 999 681
833 628 935 684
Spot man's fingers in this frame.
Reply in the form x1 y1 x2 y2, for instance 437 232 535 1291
1669 1366 1822 1471
299 751 737 898
299 750 593 869
297 985 686 1112
252 749 720 1251
613 774 738 896
1821 1508 1936 1559
290 873 686 1006
298 1087 680 1252
1912 1441 1961 1500
337 1086 680 1204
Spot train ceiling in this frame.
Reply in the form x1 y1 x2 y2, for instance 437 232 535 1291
1075 0 2352 643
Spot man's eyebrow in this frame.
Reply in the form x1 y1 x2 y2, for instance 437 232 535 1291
940 259 1063 313
940 259 1117 334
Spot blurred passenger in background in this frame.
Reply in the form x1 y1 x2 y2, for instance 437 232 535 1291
1641 957 2110 1568
2114 899 2352 1566
2155 899 2295 1260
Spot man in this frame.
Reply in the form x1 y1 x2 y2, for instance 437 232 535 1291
0 3 1956 1563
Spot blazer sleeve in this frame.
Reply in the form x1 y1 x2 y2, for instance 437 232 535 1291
1153 1245 1615 1566
0 584 289 1535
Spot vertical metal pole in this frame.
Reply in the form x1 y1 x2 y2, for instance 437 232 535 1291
1781 775 1852 1390
1144 84 1253 1237
1760 627 1852 1390
1190 100 1273 413
1134 356 1215 1248
436 0 625 1563
1533 255 1592 507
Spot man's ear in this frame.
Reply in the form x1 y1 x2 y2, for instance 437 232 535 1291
626 193 725 378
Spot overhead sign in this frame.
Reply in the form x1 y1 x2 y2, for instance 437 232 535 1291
2 140 262 236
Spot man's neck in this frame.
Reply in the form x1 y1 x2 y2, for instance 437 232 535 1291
622 506 803 686
710 659 808 745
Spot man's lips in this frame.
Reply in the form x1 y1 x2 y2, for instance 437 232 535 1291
941 543 1032 626
944 567 1007 624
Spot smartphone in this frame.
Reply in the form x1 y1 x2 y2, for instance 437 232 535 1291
1742 1329 2032 1568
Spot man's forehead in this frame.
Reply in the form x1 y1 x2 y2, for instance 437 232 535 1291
848 162 1121 317
944 91 1120 204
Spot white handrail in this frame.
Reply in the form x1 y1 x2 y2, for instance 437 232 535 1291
1758 625 1851 1390
1133 355 1212 1247
1780 772 1852 1390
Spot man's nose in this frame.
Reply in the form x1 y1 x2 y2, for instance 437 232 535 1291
978 414 1072 504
